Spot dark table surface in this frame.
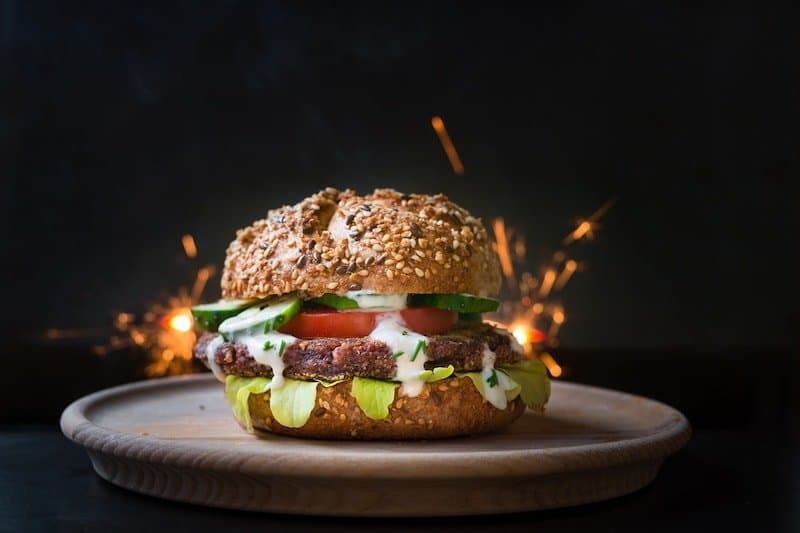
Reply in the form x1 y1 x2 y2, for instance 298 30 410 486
1 423 796 532
2 347 797 532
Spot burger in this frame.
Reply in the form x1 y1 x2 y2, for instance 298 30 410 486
191 188 549 439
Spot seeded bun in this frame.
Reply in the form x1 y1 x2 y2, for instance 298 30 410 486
246 376 527 440
221 188 501 299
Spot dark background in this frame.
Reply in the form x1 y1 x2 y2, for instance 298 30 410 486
0 3 797 530
3 2 795 350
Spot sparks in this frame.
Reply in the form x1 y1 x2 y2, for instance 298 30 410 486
431 116 465 175
540 352 563 378
492 218 517 289
181 234 198 259
168 311 193 333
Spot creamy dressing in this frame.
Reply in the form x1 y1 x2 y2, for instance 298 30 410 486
345 291 407 310
480 344 508 409
368 312 428 397
237 331 297 390
205 335 226 382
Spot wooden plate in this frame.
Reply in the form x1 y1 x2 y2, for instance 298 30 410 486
61 374 690 516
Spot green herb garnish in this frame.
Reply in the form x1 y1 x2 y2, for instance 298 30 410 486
487 369 499 388
410 340 427 362
391 351 404 359
262 340 274 351
278 340 287 358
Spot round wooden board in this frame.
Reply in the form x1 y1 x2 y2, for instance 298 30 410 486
61 374 690 516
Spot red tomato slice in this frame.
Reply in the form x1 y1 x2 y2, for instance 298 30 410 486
279 307 458 338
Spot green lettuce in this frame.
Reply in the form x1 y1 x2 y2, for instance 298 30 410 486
417 365 455 382
456 359 550 409
269 379 319 428
351 377 397 420
502 359 550 409
224 375 271 432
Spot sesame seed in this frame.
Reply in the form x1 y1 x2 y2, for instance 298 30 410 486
335 265 347 275
414 268 424 277
402 267 413 274
396 261 405 269
295 255 307 268
386 270 394 280
349 283 362 290
327 282 338 289
358 270 369 277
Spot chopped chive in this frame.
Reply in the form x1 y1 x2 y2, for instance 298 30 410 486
487 369 499 388
278 340 287 358
401 330 408 336
410 340 426 362
391 351 404 359
262 340 274 351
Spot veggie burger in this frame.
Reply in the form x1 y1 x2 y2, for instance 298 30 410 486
192 188 549 439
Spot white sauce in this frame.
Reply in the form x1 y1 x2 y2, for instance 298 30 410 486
481 344 508 409
238 331 297 390
345 291 407 310
368 312 428 397
205 335 226 382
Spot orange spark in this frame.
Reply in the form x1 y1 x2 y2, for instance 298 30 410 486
555 259 578 290
181 234 197 258
492 218 517 289
191 265 216 304
540 352 562 377
431 116 464 175
168 311 193 333
538 269 556 298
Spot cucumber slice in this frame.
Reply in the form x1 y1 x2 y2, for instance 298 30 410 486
191 299 259 332
458 312 484 322
218 296 302 339
407 294 500 313
311 293 359 310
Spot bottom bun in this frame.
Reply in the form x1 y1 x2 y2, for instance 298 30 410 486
246 376 527 440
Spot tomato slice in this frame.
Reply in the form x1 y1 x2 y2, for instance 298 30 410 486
279 307 458 338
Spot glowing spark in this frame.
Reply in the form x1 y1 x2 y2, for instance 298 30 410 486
512 325 529 345
181 234 197 259
564 220 593 245
492 218 517 288
431 116 464 175
552 308 566 325
191 265 216 304
555 259 578 290
532 302 544 314
538 269 556 298
168 311 193 333
540 352 562 377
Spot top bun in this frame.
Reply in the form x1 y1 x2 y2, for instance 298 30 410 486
221 188 501 299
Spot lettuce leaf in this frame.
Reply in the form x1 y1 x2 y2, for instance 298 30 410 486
269 379 319 428
351 377 397 420
457 371 520 406
500 359 550 409
224 375 271 432
418 365 455 382
457 359 550 410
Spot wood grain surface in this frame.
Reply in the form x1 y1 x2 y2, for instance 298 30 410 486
60 375 690 516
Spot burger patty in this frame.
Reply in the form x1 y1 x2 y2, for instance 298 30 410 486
194 323 523 381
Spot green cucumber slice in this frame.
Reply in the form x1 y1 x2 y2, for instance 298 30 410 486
458 312 484 322
407 294 500 313
311 293 359 310
218 296 301 339
191 299 259 332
